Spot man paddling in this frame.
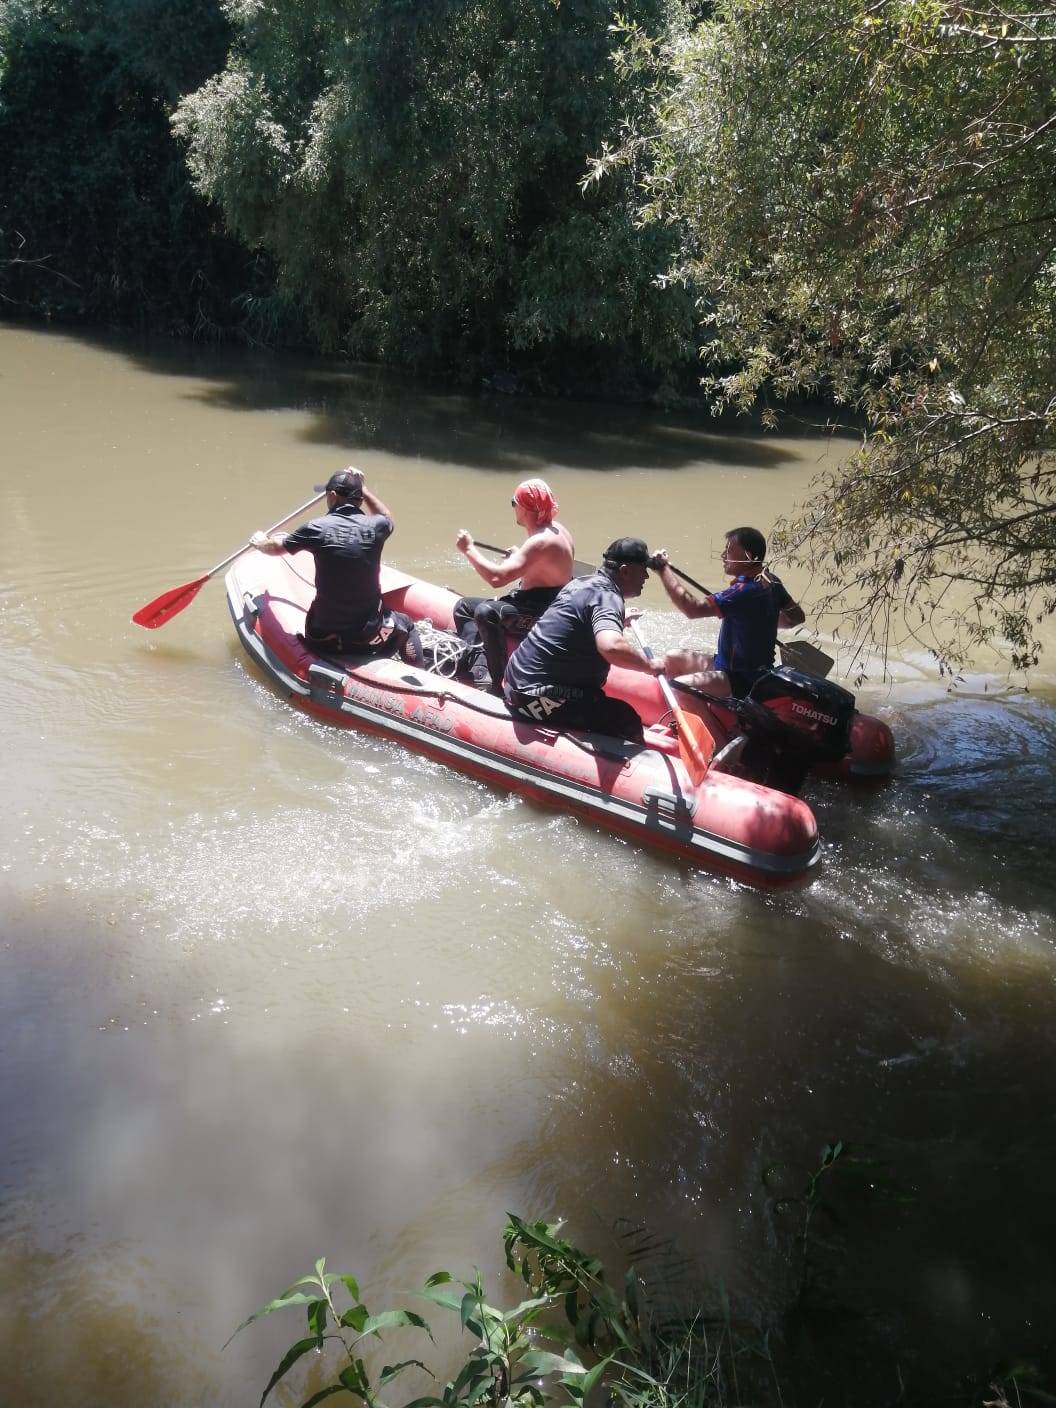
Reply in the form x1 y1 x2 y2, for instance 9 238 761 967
652 526 804 698
502 537 665 742
250 468 423 665
452 478 574 691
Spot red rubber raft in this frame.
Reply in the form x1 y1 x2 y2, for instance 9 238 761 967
226 552 894 886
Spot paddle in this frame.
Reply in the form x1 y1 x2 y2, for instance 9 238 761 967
776 638 836 679
132 489 326 629
657 560 836 680
473 540 597 578
627 621 714 786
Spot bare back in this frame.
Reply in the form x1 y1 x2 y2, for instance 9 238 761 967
516 520 575 590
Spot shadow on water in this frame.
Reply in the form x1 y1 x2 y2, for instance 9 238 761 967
525 871 1056 1402
497 691 1056 1403
0 889 578 1406
35 323 862 475
0 901 216 1404
4 693 1056 1406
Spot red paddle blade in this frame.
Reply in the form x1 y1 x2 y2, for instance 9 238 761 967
674 707 714 785
132 574 210 629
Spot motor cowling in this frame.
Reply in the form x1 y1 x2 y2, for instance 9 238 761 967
733 666 857 793
744 667 856 757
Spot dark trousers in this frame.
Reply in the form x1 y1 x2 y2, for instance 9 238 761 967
503 685 645 743
305 606 424 667
451 587 560 686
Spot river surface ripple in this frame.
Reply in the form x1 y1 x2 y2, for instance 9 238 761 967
1 326 1054 1404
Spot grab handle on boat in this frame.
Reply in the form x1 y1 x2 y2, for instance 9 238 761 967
642 786 694 819
308 663 348 703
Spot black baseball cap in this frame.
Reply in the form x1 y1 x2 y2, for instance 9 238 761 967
319 468 364 499
602 536 651 566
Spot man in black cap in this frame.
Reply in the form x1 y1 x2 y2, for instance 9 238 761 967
251 468 423 664
502 537 664 741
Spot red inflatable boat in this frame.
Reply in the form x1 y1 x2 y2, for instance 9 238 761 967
225 552 893 886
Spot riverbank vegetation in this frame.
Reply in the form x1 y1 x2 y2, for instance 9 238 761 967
1 0 1053 666
235 1182 1053 1408
591 0 1056 674
167 0 699 401
234 1214 774 1408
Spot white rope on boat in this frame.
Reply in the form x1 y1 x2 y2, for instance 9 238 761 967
416 618 469 678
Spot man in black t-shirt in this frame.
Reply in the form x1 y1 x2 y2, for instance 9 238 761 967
503 537 664 742
251 469 423 664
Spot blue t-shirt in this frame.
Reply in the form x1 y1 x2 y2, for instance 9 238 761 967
504 570 626 694
713 573 793 684
284 504 393 636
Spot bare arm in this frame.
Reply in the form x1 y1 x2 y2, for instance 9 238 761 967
361 484 392 519
652 552 717 619
595 628 666 674
758 568 805 628
455 531 526 588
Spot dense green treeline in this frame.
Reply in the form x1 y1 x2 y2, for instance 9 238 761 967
0 0 274 335
172 0 698 395
3 0 1055 665
596 0 1056 670
0 0 697 396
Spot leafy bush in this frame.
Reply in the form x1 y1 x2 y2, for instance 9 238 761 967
232 1214 774 1408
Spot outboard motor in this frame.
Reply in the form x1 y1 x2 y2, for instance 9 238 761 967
733 666 857 795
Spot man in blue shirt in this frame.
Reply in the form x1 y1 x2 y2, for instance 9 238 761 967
503 537 665 741
251 468 423 664
652 526 804 697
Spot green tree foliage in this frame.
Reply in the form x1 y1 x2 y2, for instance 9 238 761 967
233 1215 773 1408
171 0 697 395
0 0 269 334
592 0 1056 671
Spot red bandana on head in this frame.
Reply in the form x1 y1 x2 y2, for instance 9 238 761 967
512 478 558 523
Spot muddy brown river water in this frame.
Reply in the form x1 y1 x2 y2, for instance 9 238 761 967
1 325 1054 1404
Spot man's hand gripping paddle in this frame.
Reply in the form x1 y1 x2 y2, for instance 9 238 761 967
660 560 835 680
472 541 596 579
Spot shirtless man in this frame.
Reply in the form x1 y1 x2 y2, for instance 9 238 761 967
653 526 805 698
452 478 575 691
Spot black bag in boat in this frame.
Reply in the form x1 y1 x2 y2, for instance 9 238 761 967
738 666 856 762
